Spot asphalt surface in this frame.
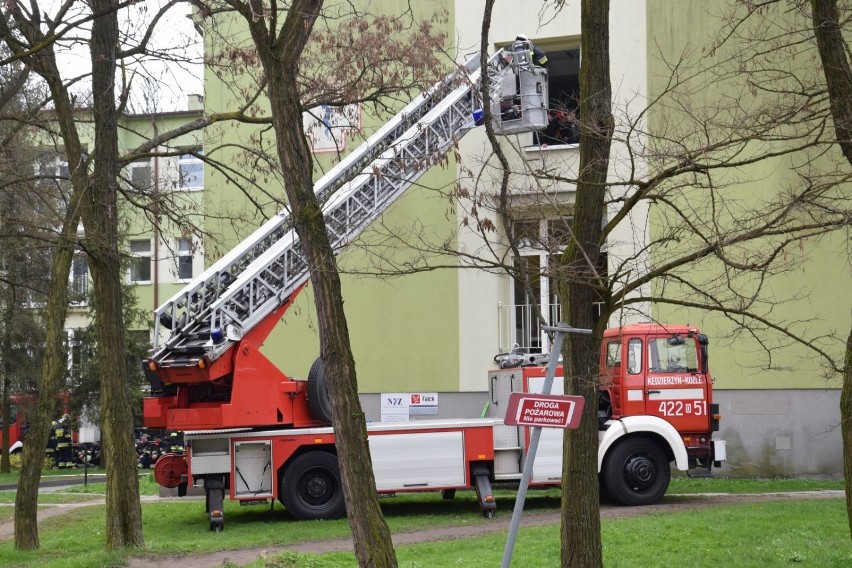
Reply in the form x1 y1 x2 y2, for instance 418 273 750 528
0 471 107 492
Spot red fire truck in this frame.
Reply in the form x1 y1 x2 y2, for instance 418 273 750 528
0 395 30 454
142 45 726 531
0 394 97 466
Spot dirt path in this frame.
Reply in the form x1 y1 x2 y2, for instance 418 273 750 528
0 499 106 542
1 491 843 567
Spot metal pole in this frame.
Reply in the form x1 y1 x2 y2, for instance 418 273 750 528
501 323 591 567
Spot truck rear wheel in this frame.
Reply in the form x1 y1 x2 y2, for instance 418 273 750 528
602 438 670 506
280 452 345 520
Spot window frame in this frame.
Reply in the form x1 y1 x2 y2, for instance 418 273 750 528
35 153 69 187
627 338 643 375
128 239 152 284
175 237 194 282
527 42 581 149
178 153 204 191
129 160 154 193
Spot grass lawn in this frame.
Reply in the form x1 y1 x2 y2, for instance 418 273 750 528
248 499 851 568
0 478 847 567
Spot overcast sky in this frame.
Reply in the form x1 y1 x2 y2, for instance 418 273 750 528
46 0 204 112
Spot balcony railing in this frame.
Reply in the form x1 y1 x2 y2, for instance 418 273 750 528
68 277 88 305
497 301 603 353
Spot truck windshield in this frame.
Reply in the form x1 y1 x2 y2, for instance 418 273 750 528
648 338 698 373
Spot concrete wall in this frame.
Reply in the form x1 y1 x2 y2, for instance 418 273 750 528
714 389 842 479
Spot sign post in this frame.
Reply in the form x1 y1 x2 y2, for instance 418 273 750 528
501 323 590 568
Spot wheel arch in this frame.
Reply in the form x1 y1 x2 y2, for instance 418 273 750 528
598 415 688 472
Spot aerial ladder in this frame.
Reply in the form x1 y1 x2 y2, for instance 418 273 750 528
143 41 549 432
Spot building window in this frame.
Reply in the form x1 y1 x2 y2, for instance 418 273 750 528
68 253 88 304
129 239 152 283
35 152 69 186
507 218 570 352
129 160 153 192
532 45 580 147
500 216 606 352
175 238 193 281
178 153 203 190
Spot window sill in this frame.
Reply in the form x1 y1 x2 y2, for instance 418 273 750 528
130 280 152 285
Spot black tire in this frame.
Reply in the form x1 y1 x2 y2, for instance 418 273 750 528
307 358 334 423
280 452 345 520
602 438 671 506
598 473 614 504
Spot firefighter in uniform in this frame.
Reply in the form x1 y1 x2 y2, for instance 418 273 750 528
55 414 73 468
166 431 184 454
514 34 548 66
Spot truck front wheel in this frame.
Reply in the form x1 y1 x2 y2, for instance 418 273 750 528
602 438 670 506
280 452 345 520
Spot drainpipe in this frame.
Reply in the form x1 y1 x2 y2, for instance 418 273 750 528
152 114 159 309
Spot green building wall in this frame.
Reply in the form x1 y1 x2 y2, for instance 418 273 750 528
646 1 846 477
645 1 849 391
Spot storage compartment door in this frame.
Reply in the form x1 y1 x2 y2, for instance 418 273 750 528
233 441 273 498
370 431 465 490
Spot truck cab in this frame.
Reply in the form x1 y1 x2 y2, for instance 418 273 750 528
599 323 719 471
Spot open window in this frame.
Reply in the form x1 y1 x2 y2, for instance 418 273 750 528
531 45 580 147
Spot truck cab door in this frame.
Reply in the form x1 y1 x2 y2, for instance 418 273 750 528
644 335 711 432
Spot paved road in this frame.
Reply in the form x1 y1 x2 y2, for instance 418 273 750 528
0 472 107 492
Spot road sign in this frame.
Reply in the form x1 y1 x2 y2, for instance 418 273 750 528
503 392 585 429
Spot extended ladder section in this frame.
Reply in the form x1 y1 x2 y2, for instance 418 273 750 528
149 42 547 376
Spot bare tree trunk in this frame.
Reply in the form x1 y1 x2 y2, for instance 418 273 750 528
811 0 852 164
809 0 852 538
237 1 396 565
12 220 77 549
842 319 852 539
557 0 613 566
2 7 86 549
84 0 143 548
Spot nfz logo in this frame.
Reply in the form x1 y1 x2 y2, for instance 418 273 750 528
385 397 404 406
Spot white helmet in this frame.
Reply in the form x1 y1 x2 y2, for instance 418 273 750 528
516 34 528 41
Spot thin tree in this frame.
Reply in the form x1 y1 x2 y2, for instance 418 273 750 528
80 0 144 547
0 4 89 548
554 1 611 565
1 0 286 547
219 1 398 564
